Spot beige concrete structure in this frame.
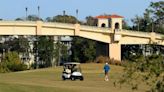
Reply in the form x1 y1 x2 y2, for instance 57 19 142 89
109 43 121 61
0 20 163 61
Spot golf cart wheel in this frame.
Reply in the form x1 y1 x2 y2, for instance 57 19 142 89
80 77 84 81
62 76 66 81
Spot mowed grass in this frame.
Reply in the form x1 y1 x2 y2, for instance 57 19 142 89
0 63 148 92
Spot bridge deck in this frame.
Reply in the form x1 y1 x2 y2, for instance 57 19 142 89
0 21 163 45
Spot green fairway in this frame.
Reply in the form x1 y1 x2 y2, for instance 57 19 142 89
0 64 147 92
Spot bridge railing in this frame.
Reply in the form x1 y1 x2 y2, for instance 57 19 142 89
0 21 75 28
43 22 75 28
155 33 164 39
80 25 111 32
43 22 112 32
122 29 151 34
122 29 164 39
0 20 36 23
121 29 152 37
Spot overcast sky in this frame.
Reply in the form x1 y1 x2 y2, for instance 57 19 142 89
0 0 161 24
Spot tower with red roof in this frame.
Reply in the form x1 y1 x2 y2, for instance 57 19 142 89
95 14 123 32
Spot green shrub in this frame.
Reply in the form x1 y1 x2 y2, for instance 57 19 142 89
115 54 164 92
0 62 10 73
0 51 27 73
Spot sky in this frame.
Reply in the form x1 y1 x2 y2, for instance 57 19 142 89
0 0 161 25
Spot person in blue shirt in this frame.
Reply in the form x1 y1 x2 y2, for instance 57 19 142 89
103 62 110 81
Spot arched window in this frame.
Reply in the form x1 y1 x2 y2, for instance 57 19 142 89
101 23 106 27
115 23 119 29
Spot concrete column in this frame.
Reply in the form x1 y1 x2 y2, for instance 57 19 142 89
109 43 121 61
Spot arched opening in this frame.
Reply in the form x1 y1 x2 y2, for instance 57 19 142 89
101 23 106 27
115 23 120 29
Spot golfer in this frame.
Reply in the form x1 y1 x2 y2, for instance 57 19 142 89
103 62 110 81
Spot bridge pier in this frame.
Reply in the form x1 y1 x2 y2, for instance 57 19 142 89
109 43 121 61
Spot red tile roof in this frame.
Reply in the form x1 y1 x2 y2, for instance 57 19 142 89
95 14 124 19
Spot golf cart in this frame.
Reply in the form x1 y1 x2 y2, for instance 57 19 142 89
62 62 84 81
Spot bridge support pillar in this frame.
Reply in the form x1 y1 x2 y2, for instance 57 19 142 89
109 43 121 61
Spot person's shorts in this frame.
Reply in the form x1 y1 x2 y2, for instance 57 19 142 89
105 71 108 75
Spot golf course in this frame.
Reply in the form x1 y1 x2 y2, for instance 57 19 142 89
0 63 148 92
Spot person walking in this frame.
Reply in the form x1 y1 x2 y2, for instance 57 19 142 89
103 62 110 81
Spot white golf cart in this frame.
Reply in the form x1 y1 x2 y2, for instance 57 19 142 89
62 62 84 81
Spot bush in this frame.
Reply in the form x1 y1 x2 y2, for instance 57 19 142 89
115 54 164 91
0 51 27 73
113 60 122 66
0 62 10 73
95 56 122 65
95 56 109 63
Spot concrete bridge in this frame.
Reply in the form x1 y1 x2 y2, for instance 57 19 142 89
0 20 163 61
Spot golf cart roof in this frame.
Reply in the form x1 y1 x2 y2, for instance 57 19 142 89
64 62 81 65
